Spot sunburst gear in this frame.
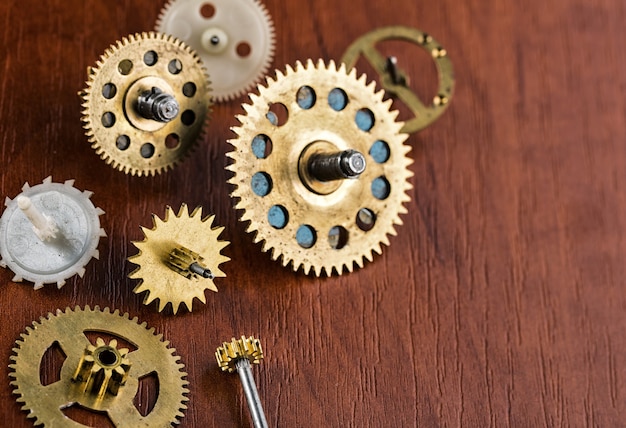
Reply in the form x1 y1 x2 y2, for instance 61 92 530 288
227 59 413 276
81 32 212 176
9 306 189 427
0 177 106 289
156 0 275 101
129 204 230 314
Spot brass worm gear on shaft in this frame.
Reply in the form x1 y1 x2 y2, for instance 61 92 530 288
129 204 230 314
227 59 413 275
81 32 211 176
9 306 189 427
156 0 275 101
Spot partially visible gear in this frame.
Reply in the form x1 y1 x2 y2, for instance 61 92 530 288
129 204 230 314
9 306 189 427
0 177 106 289
216 336 264 373
227 59 413 276
156 0 275 101
81 32 212 176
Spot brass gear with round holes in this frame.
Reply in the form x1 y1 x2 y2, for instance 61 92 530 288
9 306 189 427
227 59 413 275
128 204 230 314
81 32 211 176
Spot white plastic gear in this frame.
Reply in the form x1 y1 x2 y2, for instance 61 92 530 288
0 177 106 289
156 0 275 101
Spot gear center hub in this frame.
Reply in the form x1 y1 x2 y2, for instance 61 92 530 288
125 76 177 132
201 27 229 54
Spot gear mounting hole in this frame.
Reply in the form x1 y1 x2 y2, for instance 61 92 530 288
118 59 133 75
296 225 317 249
182 82 197 97
200 3 216 18
143 50 158 66
328 88 348 111
181 110 196 126
371 176 391 200
296 86 316 110
266 103 288 127
236 42 252 58
165 133 180 149
102 83 117 99
251 172 272 197
355 108 375 132
251 134 273 159
97 348 119 366
370 140 390 163
268 205 288 229
356 208 377 231
116 135 130 151
140 143 155 159
101 112 116 128
328 226 348 250
168 59 183 75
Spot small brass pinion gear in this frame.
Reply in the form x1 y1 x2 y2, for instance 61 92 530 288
227 59 413 275
9 306 189 427
81 32 211 176
129 204 230 314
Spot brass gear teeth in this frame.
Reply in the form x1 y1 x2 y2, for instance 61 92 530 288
216 336 264 373
9 305 189 426
81 32 212 176
156 0 275 102
227 59 413 276
128 203 230 314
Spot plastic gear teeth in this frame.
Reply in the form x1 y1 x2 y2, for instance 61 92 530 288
156 0 275 101
9 306 188 426
81 32 212 176
128 203 230 314
0 177 106 289
227 59 413 276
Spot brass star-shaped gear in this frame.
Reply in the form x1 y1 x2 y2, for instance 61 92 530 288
81 32 211 176
227 59 413 275
9 306 189 427
129 204 230 314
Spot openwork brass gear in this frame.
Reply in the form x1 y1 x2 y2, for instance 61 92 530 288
9 306 189 427
156 0 275 102
341 26 455 134
81 32 211 176
129 204 230 314
227 59 413 276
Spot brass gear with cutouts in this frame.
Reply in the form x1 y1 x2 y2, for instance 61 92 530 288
129 204 230 314
227 59 413 276
81 32 211 176
9 306 189 427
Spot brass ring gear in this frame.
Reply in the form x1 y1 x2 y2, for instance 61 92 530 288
9 306 189 427
129 204 230 314
227 59 413 276
81 32 211 176
341 26 455 134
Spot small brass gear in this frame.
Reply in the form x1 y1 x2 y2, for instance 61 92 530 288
81 32 211 176
227 59 413 275
216 336 264 373
156 0 275 101
9 306 189 427
129 204 230 314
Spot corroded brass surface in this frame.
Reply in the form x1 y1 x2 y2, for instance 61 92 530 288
129 204 230 313
9 306 188 426
341 26 455 133
227 59 413 275
81 32 211 176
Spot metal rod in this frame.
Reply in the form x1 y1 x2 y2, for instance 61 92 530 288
189 262 214 279
137 87 180 122
308 149 366 182
235 358 268 428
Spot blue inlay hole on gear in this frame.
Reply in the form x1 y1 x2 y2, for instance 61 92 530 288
370 140 390 163
296 225 317 249
355 108 375 132
266 103 288 126
297 86 316 109
328 88 348 111
268 205 288 229
371 176 391 200
251 172 272 197
251 134 272 159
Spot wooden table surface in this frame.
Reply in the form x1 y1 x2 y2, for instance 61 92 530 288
1 0 625 426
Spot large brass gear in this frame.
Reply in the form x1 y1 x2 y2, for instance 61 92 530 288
227 59 413 276
9 306 189 427
81 32 211 176
129 204 230 314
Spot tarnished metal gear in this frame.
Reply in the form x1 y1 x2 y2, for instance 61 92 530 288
9 306 189 427
129 204 230 314
156 0 275 102
81 32 211 176
227 59 413 275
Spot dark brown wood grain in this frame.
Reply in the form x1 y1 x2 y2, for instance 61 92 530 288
1 0 625 426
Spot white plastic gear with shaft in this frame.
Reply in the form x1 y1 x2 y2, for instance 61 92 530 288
227 59 413 276
0 177 106 289
156 0 275 101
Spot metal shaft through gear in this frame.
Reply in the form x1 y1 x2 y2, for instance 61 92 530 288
227 59 413 275
81 32 211 176
9 306 189 427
